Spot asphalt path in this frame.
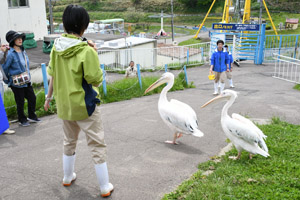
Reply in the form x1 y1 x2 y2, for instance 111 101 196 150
1 62 299 200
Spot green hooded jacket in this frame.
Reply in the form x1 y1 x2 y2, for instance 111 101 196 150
47 34 103 121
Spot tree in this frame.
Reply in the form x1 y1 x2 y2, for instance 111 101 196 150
178 0 214 8
131 0 142 5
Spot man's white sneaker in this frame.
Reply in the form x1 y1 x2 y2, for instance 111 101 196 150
3 129 15 135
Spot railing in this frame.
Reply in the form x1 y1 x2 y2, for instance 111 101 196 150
264 34 300 63
210 31 260 64
98 42 210 71
273 53 300 84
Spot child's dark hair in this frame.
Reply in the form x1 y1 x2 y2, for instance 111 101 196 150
216 40 224 45
224 45 228 48
63 5 90 35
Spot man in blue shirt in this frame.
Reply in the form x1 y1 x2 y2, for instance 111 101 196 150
210 40 230 95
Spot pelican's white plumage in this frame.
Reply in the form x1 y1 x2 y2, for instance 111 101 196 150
202 90 269 159
145 72 204 144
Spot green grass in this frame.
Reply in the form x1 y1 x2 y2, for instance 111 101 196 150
163 118 300 200
99 72 194 103
4 88 57 121
266 28 300 36
293 84 300 91
132 25 192 36
4 73 193 120
179 38 202 46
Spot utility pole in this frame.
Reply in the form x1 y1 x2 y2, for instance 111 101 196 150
259 0 263 25
49 0 54 34
171 0 174 42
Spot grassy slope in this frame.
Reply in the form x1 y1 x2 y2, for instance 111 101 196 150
293 84 300 91
163 118 300 200
178 38 202 46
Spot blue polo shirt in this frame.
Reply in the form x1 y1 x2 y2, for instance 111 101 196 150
210 48 229 72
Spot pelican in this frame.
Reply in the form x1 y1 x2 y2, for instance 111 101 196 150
201 90 269 159
144 72 204 144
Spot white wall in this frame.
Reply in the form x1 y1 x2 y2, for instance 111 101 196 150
0 0 48 43
98 42 157 69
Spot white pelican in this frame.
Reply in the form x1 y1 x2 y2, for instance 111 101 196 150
201 90 269 159
144 72 204 144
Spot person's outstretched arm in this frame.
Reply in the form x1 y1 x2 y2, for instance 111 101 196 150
44 76 54 111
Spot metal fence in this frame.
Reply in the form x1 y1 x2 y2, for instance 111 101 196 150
273 53 300 84
98 42 210 71
210 31 261 64
264 34 300 63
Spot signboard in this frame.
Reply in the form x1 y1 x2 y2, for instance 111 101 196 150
212 23 260 31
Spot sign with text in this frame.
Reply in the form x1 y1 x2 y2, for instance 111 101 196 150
212 23 260 31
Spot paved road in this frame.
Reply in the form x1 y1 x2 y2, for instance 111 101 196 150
1 62 299 200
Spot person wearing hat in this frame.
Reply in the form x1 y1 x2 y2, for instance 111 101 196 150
0 38 15 134
2 30 40 127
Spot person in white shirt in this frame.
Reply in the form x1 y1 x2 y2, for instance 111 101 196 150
0 39 15 135
125 61 137 78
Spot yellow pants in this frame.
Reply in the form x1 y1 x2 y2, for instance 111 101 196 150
62 106 106 164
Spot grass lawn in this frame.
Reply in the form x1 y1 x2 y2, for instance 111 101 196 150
4 73 194 120
266 28 300 35
163 118 300 200
178 38 202 46
293 84 300 91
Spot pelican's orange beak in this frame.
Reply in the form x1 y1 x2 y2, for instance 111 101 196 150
201 95 224 108
144 77 166 95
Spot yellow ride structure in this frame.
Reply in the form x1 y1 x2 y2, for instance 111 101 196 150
193 0 278 38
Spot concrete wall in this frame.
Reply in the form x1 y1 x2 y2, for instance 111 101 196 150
0 0 48 43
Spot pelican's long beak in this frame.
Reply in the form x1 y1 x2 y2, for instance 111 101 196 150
144 77 166 94
201 95 224 108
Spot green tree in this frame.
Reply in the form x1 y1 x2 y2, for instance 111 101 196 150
179 0 214 8
131 0 142 5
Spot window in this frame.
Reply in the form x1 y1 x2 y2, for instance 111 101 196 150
7 0 29 8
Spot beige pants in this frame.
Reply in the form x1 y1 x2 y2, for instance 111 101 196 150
63 106 106 164
214 71 226 83
226 71 232 79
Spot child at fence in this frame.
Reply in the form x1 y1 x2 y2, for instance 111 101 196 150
2 31 40 127
125 61 137 78
0 39 15 134
44 5 113 197
210 40 230 95
224 45 234 88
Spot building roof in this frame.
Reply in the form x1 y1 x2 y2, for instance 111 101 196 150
286 18 299 24
83 33 124 42
95 19 124 24
98 36 156 50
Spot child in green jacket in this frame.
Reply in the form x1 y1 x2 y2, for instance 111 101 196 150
44 5 113 197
